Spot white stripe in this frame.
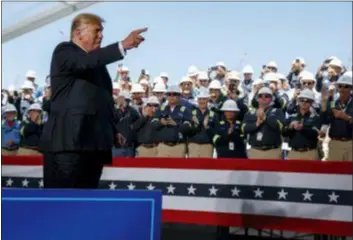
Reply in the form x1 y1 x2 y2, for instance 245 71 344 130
2 166 42 178
163 196 352 222
102 168 352 190
2 165 352 191
2 165 351 222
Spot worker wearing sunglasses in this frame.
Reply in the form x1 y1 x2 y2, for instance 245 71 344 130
285 89 321 160
321 71 353 161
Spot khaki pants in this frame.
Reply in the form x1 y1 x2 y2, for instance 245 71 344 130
288 149 319 160
1 148 18 155
248 148 282 160
188 143 213 158
327 140 352 161
157 143 186 158
136 146 158 157
17 147 42 156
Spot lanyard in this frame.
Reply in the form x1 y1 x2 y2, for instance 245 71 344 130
337 97 352 112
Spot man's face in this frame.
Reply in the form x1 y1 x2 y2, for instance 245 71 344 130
199 80 209 88
153 92 165 102
166 93 179 105
229 79 240 88
224 111 236 120
301 80 315 90
244 73 252 81
267 66 277 73
117 96 126 107
78 23 103 52
258 93 272 106
147 104 159 115
332 66 342 74
197 97 208 108
181 82 192 94
298 98 313 111
5 112 16 121
161 77 168 85
29 110 41 121
113 88 120 96
209 88 220 99
120 71 129 80
337 84 352 96
216 66 226 78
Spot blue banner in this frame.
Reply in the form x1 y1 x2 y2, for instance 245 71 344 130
2 189 162 240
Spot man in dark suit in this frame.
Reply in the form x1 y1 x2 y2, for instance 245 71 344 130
40 13 147 189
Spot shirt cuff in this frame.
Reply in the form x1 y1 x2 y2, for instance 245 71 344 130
118 42 126 57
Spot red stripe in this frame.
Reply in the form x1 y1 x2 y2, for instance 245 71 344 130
162 210 352 236
2 155 352 174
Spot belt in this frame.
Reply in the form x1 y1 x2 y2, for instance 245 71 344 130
253 146 279 151
141 143 157 148
163 142 179 146
292 147 316 152
21 146 40 150
1 147 18 151
331 137 352 142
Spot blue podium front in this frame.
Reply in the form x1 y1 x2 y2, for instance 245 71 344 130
2 189 162 240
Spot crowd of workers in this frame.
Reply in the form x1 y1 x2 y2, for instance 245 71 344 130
1 56 352 161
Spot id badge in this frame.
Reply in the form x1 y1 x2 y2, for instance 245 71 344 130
229 142 234 151
256 132 263 141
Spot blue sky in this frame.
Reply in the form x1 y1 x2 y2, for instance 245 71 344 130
2 2 352 89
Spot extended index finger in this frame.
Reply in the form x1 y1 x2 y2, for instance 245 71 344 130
133 27 148 34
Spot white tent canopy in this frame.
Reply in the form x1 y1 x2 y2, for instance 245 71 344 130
2 1 98 43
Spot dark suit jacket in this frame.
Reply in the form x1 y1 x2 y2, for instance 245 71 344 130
39 41 124 153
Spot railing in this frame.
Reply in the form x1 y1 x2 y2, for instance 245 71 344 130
2 155 352 238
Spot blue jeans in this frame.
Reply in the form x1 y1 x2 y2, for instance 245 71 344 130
112 147 135 157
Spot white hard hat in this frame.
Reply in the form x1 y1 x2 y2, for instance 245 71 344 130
329 59 343 68
112 82 120 90
8 84 15 92
336 71 352 86
153 76 164 85
208 80 222 90
298 89 315 101
160 72 168 78
28 103 42 111
292 57 305 65
145 96 160 105
220 99 239 111
242 65 254 74
197 87 210 98
120 66 129 72
198 71 209 80
263 72 279 82
266 61 278 69
21 80 35 90
167 85 181 94
25 70 37 79
216 62 226 68
328 56 338 60
130 83 145 93
276 73 287 81
299 70 316 82
144 69 150 75
187 65 199 77
180 76 193 84
257 87 273 96
139 78 149 85
227 71 241 81
253 78 266 86
4 104 17 113
153 83 167 93
118 90 131 100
